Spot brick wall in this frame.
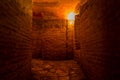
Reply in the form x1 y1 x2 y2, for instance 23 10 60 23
0 0 32 80
32 18 74 60
75 0 120 80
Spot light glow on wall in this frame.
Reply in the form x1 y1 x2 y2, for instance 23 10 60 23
69 20 74 25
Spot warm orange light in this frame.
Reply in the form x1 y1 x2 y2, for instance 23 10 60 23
67 12 75 21
66 12 75 25
69 20 74 25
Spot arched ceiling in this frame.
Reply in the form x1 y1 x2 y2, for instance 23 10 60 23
32 0 80 19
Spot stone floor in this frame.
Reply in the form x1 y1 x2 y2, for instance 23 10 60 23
31 59 86 80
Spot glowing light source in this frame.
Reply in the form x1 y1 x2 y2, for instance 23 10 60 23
67 12 75 25
69 20 74 25
67 12 75 21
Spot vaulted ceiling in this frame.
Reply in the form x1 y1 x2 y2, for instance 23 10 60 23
32 0 80 19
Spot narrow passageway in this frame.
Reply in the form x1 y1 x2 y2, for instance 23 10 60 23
31 59 85 80
0 0 120 80
31 1 83 79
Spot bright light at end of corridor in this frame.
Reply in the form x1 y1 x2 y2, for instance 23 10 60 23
69 20 74 25
67 12 75 21
67 12 75 25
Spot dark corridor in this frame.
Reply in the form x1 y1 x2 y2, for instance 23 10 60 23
0 0 120 80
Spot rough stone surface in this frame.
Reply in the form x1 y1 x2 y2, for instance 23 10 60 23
0 0 32 80
31 59 85 80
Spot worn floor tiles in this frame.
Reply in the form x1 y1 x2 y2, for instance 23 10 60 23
31 59 86 80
